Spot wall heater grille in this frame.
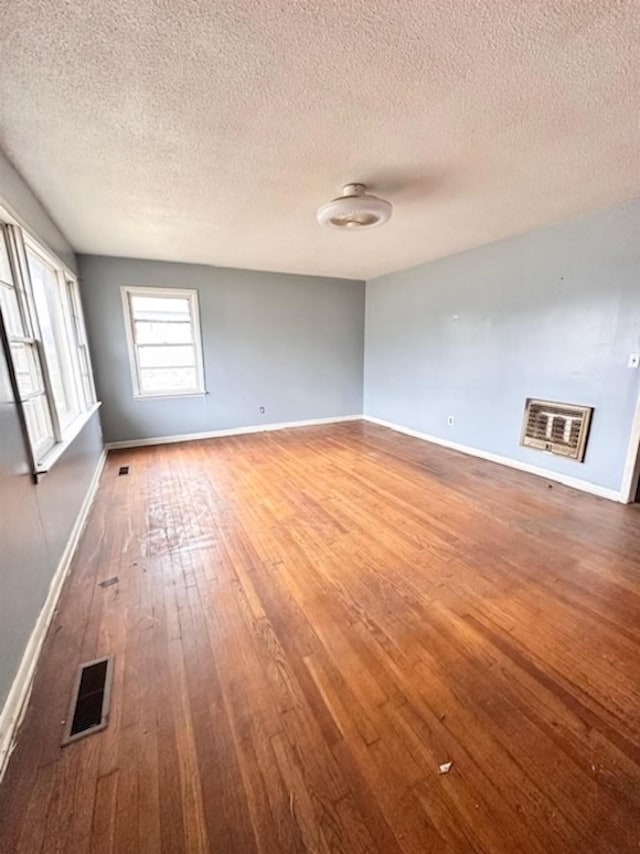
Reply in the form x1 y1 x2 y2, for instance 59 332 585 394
521 399 593 462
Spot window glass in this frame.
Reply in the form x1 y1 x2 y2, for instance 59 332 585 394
22 395 55 455
130 295 191 320
134 320 193 345
137 345 196 368
139 367 198 394
66 279 95 408
27 248 80 425
10 342 45 396
0 282 22 337
0 229 13 285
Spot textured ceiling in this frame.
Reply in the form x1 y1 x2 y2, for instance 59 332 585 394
1 1 639 280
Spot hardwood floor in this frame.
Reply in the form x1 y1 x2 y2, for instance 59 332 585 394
1 421 640 853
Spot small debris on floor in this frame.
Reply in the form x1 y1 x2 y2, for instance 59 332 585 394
98 576 119 588
439 761 453 774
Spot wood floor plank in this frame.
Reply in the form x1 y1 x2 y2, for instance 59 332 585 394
89 771 118 854
1 422 640 852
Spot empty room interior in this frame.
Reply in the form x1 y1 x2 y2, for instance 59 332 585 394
1 2 640 852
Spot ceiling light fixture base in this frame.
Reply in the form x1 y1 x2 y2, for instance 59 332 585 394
316 183 392 230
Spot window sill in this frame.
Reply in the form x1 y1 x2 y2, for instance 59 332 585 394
35 402 102 477
132 391 207 401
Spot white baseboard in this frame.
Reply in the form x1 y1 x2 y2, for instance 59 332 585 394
105 414 363 450
0 448 107 781
363 415 621 502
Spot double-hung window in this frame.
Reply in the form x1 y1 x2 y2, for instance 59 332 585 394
121 286 205 398
0 217 97 475
26 243 83 430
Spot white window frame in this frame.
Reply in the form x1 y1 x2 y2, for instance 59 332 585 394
121 285 206 399
0 211 100 477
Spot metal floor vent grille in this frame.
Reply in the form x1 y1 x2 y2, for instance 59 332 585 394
62 657 113 746
118 465 129 476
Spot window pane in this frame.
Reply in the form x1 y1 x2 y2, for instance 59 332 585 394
23 393 55 457
137 345 196 369
134 320 193 345
130 295 191 322
81 373 94 407
0 230 13 286
11 342 45 397
67 280 95 406
0 283 23 337
139 366 197 394
78 346 90 377
27 249 80 423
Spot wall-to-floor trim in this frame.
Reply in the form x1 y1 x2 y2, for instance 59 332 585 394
363 415 622 502
0 449 107 781
105 414 363 450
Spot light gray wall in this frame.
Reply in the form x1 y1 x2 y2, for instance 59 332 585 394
0 361 103 708
0 152 103 712
364 201 640 492
79 255 365 443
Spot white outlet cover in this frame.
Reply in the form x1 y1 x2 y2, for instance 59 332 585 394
447 416 455 426
628 353 640 368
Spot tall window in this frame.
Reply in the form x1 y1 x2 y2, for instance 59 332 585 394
121 286 205 398
26 244 81 429
0 220 97 474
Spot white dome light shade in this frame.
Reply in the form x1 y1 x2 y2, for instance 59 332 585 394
316 183 392 230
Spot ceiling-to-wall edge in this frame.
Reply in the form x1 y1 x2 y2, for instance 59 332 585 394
77 252 365 287
364 195 640 286
0 148 77 274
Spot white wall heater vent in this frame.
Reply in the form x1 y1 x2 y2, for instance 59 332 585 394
521 399 593 462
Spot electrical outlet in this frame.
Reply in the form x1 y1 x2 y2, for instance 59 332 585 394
627 353 640 368
447 415 455 426
259 405 265 414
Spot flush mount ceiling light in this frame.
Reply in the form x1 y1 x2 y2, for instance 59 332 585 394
316 183 392 230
